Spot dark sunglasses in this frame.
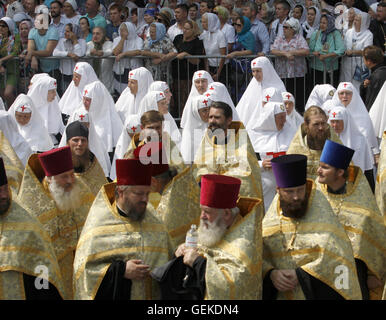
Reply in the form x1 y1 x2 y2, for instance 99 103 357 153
232 23 242 27
283 26 291 29
0 24 8 28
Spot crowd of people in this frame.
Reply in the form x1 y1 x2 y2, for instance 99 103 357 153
0 0 385 302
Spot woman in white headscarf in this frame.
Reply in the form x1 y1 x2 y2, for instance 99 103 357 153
330 82 379 158
115 66 154 122
236 56 286 129
199 12 227 83
282 91 303 130
109 114 142 180
249 101 296 211
340 11 373 91
305 83 336 111
328 105 373 173
180 95 211 163
27 76 64 146
180 70 214 129
82 81 123 154
138 90 182 149
112 22 144 94
59 106 111 177
341 7 361 38
59 61 98 118
148 81 173 107
0 110 32 166
302 6 321 42
8 94 54 152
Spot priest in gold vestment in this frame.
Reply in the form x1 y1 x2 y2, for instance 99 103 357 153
192 101 263 201
0 130 25 195
73 159 172 300
286 106 342 180
17 146 95 299
375 131 385 221
0 158 64 300
65 121 108 196
262 154 362 300
153 174 264 300
316 140 386 300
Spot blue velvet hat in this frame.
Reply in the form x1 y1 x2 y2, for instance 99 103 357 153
320 140 354 170
271 154 307 188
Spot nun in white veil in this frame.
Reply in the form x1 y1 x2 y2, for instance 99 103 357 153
236 56 286 129
340 11 373 91
180 95 211 163
148 81 173 108
0 110 32 166
8 94 54 153
180 70 214 129
138 90 182 149
82 81 123 154
109 115 142 180
282 91 303 130
202 82 239 121
330 82 379 157
328 105 373 173
27 76 64 146
305 84 336 110
59 62 99 117
59 106 112 177
115 66 154 122
249 101 296 211
369 82 386 144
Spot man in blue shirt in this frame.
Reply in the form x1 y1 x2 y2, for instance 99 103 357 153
85 0 107 30
242 2 270 56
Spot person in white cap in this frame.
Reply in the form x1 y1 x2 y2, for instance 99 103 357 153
8 94 54 153
305 83 336 111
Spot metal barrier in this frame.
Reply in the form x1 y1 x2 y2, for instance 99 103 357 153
0 53 369 119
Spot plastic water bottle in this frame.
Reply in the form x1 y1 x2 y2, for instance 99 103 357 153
185 224 198 248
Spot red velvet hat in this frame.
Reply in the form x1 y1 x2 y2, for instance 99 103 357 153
200 174 241 209
116 159 152 186
38 146 73 177
0 158 8 186
134 142 169 177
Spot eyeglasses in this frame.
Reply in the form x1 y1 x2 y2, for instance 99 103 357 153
0 24 8 28
283 26 291 29
155 17 164 23
232 23 242 27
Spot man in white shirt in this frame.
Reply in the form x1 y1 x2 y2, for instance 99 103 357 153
167 3 189 41
269 0 290 44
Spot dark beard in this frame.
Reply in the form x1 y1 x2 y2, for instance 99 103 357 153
72 150 91 173
126 205 146 222
306 128 330 151
0 198 11 215
280 196 308 219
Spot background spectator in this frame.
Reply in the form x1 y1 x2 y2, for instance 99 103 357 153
18 19 34 94
50 1 67 38
79 16 95 42
369 2 386 52
214 5 235 54
270 0 291 44
106 4 123 41
63 0 82 26
85 0 107 29
302 5 321 43
167 3 188 41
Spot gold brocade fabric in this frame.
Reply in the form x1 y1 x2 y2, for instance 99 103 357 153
192 122 263 201
262 180 362 300
0 193 65 299
73 182 172 300
17 154 95 299
375 131 386 221
75 157 108 196
198 197 264 300
317 167 386 286
286 124 342 180
125 131 186 174
157 167 201 251
0 130 24 195
148 192 161 211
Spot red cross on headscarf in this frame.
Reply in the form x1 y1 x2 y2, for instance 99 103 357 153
209 86 214 90
21 105 26 112
84 90 88 95
159 92 163 97
286 94 291 100
265 95 271 101
203 99 208 106
75 66 78 71
197 73 202 77
129 72 133 78
253 62 256 66
79 114 85 121
343 83 348 88
205 93 211 97
53 81 56 86
131 126 137 132
332 112 337 118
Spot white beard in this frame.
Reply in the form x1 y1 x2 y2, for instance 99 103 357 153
198 215 227 248
48 179 83 212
